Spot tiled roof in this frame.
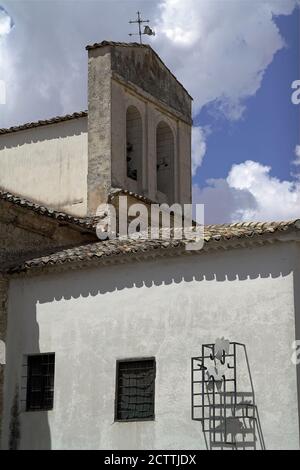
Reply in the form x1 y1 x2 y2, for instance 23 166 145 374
0 111 87 135
203 219 300 239
109 187 157 206
8 219 300 274
0 188 152 228
86 40 148 51
0 190 97 231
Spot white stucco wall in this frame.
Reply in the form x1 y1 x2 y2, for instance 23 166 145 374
2 242 299 450
0 118 88 216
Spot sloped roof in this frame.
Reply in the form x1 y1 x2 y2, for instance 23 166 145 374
0 190 97 231
85 40 193 99
109 187 157 206
2 189 300 275
0 111 87 135
8 219 300 275
86 40 149 51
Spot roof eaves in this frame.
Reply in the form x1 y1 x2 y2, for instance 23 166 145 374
0 190 98 232
0 111 88 136
6 219 300 277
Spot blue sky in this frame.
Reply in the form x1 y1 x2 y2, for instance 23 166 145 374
195 9 299 187
0 0 299 223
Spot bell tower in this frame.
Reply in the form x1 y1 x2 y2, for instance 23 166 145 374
86 41 193 215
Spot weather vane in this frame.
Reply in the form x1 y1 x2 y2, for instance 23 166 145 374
129 11 155 44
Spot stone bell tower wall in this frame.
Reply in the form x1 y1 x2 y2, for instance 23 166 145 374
87 42 193 215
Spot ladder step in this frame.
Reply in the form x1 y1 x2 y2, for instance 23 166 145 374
210 442 256 449
206 404 254 409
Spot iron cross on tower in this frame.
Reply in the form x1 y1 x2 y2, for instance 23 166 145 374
129 11 155 44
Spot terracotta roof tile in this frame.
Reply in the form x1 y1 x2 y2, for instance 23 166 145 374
2 188 300 274
0 111 87 135
109 187 157 206
7 219 300 274
86 40 147 51
0 190 97 231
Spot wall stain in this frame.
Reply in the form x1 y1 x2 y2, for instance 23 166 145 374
9 386 20 450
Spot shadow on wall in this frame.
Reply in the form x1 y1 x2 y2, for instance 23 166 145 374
4 288 51 450
33 244 294 303
192 342 266 450
3 243 296 450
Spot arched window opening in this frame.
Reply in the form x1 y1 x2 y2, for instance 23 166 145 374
156 121 175 202
126 106 143 182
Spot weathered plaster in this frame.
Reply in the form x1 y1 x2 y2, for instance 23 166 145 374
110 45 192 120
1 242 299 450
0 118 88 217
0 200 95 271
0 199 96 440
87 47 112 215
87 44 192 215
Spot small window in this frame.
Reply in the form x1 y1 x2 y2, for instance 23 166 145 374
115 358 156 421
26 353 55 411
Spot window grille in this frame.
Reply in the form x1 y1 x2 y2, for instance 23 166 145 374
26 353 55 411
115 358 155 421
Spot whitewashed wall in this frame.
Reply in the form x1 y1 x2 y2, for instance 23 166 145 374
0 118 88 216
1 242 299 450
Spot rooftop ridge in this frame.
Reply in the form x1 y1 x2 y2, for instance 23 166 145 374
1 189 299 275
7 217 300 275
0 111 88 136
85 40 193 100
1 188 299 233
0 189 97 230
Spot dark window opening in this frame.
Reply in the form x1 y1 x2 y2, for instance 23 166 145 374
115 358 155 421
26 353 55 411
127 142 137 180
126 106 142 181
156 121 175 202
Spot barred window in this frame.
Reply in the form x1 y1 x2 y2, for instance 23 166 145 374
115 358 156 421
26 353 55 411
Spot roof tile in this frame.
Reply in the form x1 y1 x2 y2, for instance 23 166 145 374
7 218 300 274
0 189 97 231
0 111 87 135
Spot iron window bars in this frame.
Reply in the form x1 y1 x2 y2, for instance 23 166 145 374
26 353 55 411
115 358 156 421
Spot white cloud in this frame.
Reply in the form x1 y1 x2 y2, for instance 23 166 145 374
294 145 300 166
0 1 299 223
1 0 298 127
194 160 300 224
0 6 13 37
192 126 207 176
0 5 17 110
193 178 257 225
0 79 5 104
0 0 158 127
154 0 299 119
154 1 300 218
